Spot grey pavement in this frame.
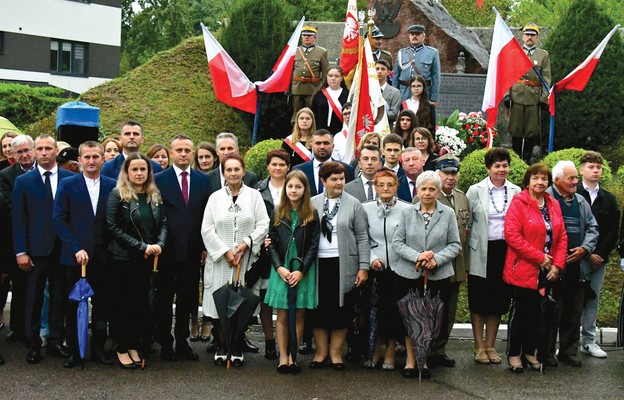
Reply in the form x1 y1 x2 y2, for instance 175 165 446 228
1 323 624 400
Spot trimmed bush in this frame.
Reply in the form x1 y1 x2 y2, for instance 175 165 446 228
244 139 283 180
0 83 70 131
457 148 528 192
541 148 612 186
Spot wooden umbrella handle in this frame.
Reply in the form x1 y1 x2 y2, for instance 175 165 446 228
81 260 87 278
153 255 159 272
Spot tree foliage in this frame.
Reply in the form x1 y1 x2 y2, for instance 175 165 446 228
544 0 624 151
0 83 71 131
507 0 624 28
442 0 513 27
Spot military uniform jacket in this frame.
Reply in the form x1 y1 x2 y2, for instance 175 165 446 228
392 45 441 102
372 49 393 66
510 47 551 105
438 189 470 283
291 45 329 96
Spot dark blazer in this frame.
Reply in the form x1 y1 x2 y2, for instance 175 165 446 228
53 173 116 266
101 153 162 180
292 159 355 197
268 209 320 276
206 167 258 191
397 175 414 203
577 183 620 261
344 177 371 203
0 162 29 215
155 167 212 264
311 88 349 134
106 188 168 262
12 168 75 257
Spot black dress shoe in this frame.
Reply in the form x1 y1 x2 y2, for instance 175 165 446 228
428 355 456 368
160 348 177 362
176 349 199 361
558 353 582 367
544 355 558 367
420 367 432 379
402 367 417 379
63 354 82 368
0 353 4 366
277 364 290 374
47 344 70 358
91 350 115 365
26 347 43 364
298 341 314 355
241 336 259 353
6 330 24 343
330 361 346 371
309 359 327 369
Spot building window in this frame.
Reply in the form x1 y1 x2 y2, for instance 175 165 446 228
50 39 87 76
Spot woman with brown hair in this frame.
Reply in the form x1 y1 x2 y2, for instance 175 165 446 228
194 141 218 173
410 127 438 171
402 75 436 135
311 67 349 134
102 138 122 162
146 144 171 170
283 108 316 167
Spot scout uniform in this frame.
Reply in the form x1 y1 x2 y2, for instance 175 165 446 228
291 25 329 122
392 24 441 102
507 23 551 161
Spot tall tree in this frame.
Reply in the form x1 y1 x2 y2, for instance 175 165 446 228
545 0 624 150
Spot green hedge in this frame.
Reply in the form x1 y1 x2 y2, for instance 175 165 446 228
0 83 70 131
244 139 282 180
542 147 613 187
457 148 529 192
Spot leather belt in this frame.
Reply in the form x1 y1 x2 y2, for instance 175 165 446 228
294 76 321 83
516 79 541 87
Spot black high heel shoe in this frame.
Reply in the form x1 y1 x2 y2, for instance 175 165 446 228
521 354 543 372
507 356 524 374
117 352 137 370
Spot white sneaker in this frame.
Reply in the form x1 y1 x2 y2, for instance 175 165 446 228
580 343 607 358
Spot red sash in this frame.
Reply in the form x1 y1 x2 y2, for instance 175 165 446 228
322 88 344 123
283 136 312 162
402 100 408 110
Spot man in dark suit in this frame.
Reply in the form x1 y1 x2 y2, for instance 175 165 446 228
293 129 355 196
155 134 212 361
13 134 74 364
53 141 117 367
376 59 401 127
207 132 258 190
344 145 382 203
382 133 405 179
0 135 36 343
101 120 162 179
397 147 423 203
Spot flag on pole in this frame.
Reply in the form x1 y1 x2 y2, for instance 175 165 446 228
255 17 306 93
364 38 391 137
201 23 257 114
548 24 621 115
340 0 360 79
481 9 533 146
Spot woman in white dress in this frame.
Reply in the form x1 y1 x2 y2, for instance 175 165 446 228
201 154 270 367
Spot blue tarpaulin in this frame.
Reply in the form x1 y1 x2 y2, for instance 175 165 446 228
56 101 100 131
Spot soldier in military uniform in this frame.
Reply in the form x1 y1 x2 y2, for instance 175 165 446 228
291 25 329 124
392 24 441 104
369 27 393 67
427 154 471 369
504 23 551 163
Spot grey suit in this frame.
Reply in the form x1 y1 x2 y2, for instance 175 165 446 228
344 177 374 203
392 200 461 280
311 192 370 306
382 84 401 127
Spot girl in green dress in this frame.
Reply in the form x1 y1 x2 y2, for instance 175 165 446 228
266 170 320 373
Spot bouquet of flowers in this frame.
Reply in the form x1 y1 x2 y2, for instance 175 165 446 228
457 111 497 150
434 125 466 157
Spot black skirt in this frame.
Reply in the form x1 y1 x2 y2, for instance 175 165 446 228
310 257 354 330
467 240 511 316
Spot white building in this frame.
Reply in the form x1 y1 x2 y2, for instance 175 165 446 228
0 0 121 94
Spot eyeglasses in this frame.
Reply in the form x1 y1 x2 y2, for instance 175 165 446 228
413 137 427 142
411 84 423 88
375 183 396 189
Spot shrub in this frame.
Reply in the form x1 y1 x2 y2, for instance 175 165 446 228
0 83 71 131
457 148 528 192
244 139 283 180
541 147 612 186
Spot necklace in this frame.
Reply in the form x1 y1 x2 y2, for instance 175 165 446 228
538 198 545 209
489 185 508 214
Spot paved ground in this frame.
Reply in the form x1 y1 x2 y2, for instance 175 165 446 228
1 324 623 400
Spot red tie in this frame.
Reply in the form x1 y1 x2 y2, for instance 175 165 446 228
181 171 189 206
411 181 417 199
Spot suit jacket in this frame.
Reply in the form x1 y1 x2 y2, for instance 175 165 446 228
0 162 29 216
206 167 258 191
101 153 162 180
344 177 374 203
397 175 414 203
13 168 75 257
53 173 116 266
382 84 401 127
509 47 551 105
292 159 355 197
577 183 619 261
155 167 212 265
438 189 471 282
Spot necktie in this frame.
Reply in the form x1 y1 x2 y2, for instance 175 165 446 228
411 181 417 199
181 171 189 206
367 181 374 201
44 171 53 199
317 163 324 194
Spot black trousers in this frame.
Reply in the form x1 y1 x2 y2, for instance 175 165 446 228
7 267 27 336
155 255 200 352
507 285 541 357
24 254 66 348
431 280 461 357
552 262 585 357
110 259 150 353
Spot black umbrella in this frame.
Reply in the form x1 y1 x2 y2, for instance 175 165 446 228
147 255 159 315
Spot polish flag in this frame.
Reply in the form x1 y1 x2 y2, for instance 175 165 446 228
201 23 257 114
481 9 533 146
255 17 305 93
339 0 359 77
548 24 621 115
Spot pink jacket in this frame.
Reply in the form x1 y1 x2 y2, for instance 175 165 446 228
503 189 568 290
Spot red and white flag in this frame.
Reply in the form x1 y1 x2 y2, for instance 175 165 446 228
201 23 257 114
481 9 533 146
548 24 621 115
339 0 359 78
255 17 305 93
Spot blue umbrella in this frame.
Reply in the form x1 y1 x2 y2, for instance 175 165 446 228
68 261 94 368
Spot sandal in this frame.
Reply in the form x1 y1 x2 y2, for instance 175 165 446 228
485 348 502 364
474 348 490 364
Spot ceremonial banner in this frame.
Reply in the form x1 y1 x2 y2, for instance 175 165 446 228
340 0 359 78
